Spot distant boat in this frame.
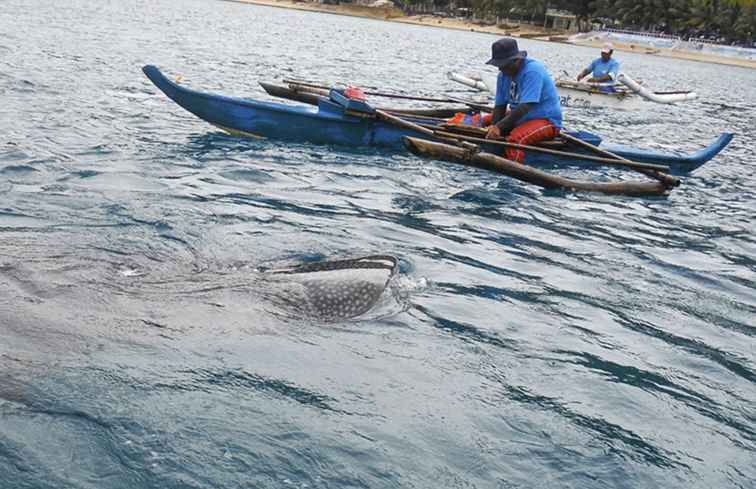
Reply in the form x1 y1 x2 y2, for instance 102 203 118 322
447 71 698 109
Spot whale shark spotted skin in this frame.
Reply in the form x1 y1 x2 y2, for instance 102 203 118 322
267 255 398 322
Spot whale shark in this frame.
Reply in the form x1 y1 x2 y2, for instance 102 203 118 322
264 255 399 322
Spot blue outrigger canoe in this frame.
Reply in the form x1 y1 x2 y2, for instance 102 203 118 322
142 65 732 174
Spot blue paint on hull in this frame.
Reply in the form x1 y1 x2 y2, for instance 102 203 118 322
143 65 732 174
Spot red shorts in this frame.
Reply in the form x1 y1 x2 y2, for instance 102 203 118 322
504 119 560 163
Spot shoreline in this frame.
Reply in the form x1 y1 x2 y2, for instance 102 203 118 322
224 0 756 70
568 37 756 70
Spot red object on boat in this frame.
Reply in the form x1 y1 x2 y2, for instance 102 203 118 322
344 86 367 101
446 112 492 128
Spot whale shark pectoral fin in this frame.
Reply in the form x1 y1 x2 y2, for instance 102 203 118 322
266 255 399 321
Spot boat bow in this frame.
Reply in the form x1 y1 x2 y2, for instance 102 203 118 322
602 133 734 172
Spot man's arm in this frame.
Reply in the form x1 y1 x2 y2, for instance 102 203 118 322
491 104 508 125
496 103 534 133
577 61 595 81
486 103 534 139
486 104 508 139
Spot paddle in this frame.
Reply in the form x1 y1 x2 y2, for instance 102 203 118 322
559 132 680 187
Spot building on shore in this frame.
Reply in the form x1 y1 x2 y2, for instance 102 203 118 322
544 8 577 33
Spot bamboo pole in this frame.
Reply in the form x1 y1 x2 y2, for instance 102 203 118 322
432 123 678 185
261 82 465 118
374 110 478 150
285 79 456 103
286 84 330 96
284 79 490 108
376 110 671 174
559 132 680 187
431 130 671 173
376 110 670 196
404 137 669 197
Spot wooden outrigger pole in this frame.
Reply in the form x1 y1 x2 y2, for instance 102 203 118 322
373 110 674 197
403 137 670 197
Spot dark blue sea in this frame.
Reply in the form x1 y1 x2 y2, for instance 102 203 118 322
1 1 754 488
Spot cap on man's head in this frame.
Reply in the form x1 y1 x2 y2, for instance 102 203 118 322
486 37 527 67
601 43 614 54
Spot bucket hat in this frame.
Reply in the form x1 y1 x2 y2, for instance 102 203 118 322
486 38 527 67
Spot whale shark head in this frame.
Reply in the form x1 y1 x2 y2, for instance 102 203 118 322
266 255 398 322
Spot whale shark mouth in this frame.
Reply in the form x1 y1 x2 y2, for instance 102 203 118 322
266 255 399 322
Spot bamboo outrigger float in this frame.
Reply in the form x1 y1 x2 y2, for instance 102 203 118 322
403 137 670 196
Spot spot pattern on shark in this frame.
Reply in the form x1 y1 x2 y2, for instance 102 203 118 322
265 255 399 322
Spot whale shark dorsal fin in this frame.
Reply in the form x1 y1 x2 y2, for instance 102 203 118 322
269 255 397 276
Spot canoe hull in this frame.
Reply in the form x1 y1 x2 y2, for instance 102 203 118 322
143 65 732 173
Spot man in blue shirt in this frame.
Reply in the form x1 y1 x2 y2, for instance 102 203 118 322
484 38 562 163
577 43 620 82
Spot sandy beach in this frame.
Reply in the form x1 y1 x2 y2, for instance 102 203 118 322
224 0 756 70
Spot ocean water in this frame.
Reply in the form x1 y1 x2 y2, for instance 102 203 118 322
1 1 754 488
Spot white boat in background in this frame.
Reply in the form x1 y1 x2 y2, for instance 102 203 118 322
554 78 643 109
447 71 498 95
447 71 495 93
447 71 697 110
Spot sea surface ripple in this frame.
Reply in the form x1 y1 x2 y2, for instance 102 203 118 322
1 1 754 488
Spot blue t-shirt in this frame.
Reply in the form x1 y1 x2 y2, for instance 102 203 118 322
494 58 562 128
586 58 620 80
